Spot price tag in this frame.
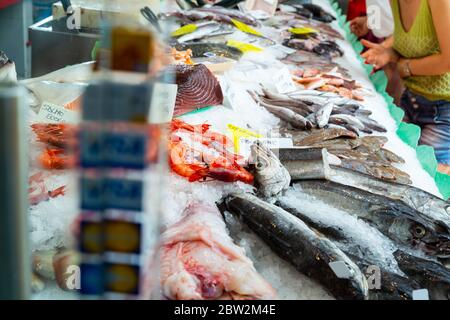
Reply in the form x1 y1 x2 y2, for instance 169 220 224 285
227 40 263 53
171 24 197 37
227 124 262 152
412 289 429 300
231 18 263 37
289 27 318 35
148 82 178 124
273 67 297 94
239 137 293 158
37 101 79 124
329 261 354 279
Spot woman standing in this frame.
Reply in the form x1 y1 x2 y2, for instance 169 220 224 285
361 0 450 174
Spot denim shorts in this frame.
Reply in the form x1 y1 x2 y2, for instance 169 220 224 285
400 89 450 165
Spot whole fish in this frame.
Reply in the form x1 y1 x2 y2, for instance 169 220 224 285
223 192 369 300
177 23 231 43
315 102 334 128
160 203 276 300
394 250 450 300
294 128 358 146
276 187 421 300
329 114 365 130
288 180 450 258
250 91 312 129
248 141 291 201
327 166 450 229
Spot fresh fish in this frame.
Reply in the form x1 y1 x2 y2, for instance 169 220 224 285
160 203 276 300
223 193 369 300
394 250 450 300
274 147 334 180
290 180 450 258
327 166 450 229
248 142 291 201
177 22 232 43
168 64 223 116
315 102 334 128
329 114 365 130
294 128 358 146
0 51 17 82
275 187 421 300
196 7 258 26
338 159 412 184
250 91 312 129
359 116 387 133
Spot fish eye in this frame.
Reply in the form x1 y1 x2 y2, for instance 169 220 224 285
412 225 427 238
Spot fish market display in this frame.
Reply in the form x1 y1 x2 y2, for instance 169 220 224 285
160 203 276 300
170 119 253 183
292 71 364 101
163 7 258 26
284 33 343 59
29 0 450 301
174 21 234 43
285 3 336 23
169 64 223 116
0 51 17 82
223 192 369 300
279 180 450 259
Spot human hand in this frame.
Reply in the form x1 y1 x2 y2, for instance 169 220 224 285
350 16 369 38
361 39 399 70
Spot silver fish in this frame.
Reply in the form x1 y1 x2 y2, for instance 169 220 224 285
223 192 370 300
249 141 291 201
177 23 228 43
281 180 450 259
329 114 365 130
315 102 334 128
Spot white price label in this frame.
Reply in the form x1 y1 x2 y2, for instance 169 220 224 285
148 83 178 124
274 67 297 94
412 289 429 300
239 137 293 158
37 101 79 124
329 261 354 279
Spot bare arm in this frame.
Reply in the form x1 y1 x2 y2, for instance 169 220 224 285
400 0 450 77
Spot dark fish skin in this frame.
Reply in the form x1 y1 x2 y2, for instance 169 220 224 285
274 197 421 300
223 193 369 300
394 250 450 300
327 166 450 231
289 180 450 258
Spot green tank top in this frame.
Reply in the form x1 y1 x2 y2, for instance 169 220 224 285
392 0 450 101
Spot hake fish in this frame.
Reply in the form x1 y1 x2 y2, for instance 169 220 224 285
223 193 369 300
288 180 450 258
249 142 291 201
315 102 334 128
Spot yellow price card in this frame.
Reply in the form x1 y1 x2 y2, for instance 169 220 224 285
231 18 263 37
227 124 262 153
171 24 197 37
288 27 318 35
226 40 263 53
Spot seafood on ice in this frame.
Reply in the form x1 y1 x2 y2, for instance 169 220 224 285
159 203 276 300
168 64 224 117
0 51 17 82
29 172 65 206
169 119 253 184
170 48 194 65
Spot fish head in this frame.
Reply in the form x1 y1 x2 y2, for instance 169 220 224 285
0 51 16 83
390 218 450 258
248 142 290 198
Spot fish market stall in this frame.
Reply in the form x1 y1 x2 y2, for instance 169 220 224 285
4 0 450 300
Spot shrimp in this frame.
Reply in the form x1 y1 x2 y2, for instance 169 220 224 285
39 149 74 169
169 142 209 182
